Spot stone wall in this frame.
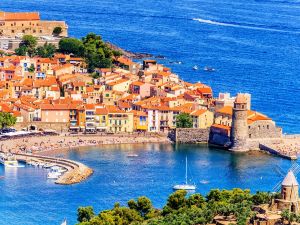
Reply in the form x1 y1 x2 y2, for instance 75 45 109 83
249 120 282 139
169 128 210 143
209 132 231 147
15 122 69 132
246 138 282 150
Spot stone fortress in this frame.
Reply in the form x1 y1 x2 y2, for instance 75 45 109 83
229 93 282 152
209 93 288 155
0 12 68 50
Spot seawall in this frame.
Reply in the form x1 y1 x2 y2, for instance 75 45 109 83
13 153 93 185
168 128 210 143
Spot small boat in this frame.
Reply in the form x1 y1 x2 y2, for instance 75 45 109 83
127 154 138 158
0 154 24 168
61 219 67 225
173 156 196 191
51 166 67 173
193 65 198 70
47 171 61 179
47 166 62 179
204 66 215 72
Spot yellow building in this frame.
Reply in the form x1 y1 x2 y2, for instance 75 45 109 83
105 78 131 92
106 105 133 133
95 107 108 132
0 12 68 37
190 109 214 129
132 110 148 131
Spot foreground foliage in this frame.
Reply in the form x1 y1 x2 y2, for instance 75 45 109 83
0 112 17 129
77 189 278 225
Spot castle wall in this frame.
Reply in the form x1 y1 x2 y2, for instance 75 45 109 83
0 19 67 37
249 120 282 139
168 128 210 143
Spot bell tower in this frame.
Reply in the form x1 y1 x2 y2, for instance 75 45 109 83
230 94 249 151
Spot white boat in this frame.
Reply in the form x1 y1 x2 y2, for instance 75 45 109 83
51 166 67 173
47 171 61 179
193 65 198 70
0 154 24 168
204 66 215 72
47 166 63 179
127 154 138 158
173 156 196 191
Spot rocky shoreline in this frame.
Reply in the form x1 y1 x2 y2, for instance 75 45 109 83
106 41 154 59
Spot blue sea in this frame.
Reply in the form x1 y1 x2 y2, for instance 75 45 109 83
0 0 300 224
0 144 296 225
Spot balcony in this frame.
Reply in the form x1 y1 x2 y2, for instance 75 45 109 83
32 117 41 122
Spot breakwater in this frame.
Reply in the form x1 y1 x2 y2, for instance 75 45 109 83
8 153 93 185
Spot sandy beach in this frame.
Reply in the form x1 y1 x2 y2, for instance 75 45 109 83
0 133 171 155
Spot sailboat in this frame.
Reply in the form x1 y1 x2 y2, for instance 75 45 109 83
173 156 196 190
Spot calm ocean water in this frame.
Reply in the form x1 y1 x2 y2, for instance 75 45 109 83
0 144 296 225
0 0 299 224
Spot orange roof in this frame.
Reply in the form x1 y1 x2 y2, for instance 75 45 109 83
118 101 131 109
117 57 134 66
247 113 271 124
131 81 145 86
211 124 231 130
95 107 108 115
0 12 40 21
106 105 125 113
106 78 129 86
85 104 95 110
40 104 70 110
191 109 207 116
216 106 233 115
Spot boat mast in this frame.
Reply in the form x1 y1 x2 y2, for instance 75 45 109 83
185 156 187 185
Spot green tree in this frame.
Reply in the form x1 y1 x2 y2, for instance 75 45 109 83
82 33 113 72
128 196 153 218
53 26 63 36
0 112 17 129
15 45 28 56
176 113 193 128
36 43 56 58
77 206 95 223
58 38 84 56
15 35 38 57
28 64 35 73
162 190 187 215
252 191 272 205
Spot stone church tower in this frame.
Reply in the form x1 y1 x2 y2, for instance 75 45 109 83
230 94 249 151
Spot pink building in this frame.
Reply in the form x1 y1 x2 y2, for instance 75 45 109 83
40 104 70 123
130 81 153 98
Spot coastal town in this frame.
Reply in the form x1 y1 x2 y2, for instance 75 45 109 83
0 9 300 225
0 11 298 159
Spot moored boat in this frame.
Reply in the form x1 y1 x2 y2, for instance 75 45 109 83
173 156 196 191
0 154 24 168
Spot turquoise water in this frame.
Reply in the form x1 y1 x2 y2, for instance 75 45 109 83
0 144 296 224
1 0 300 133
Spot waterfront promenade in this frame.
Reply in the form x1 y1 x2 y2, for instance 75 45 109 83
0 133 170 155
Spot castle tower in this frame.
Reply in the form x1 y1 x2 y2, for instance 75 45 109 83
230 94 249 151
276 170 300 213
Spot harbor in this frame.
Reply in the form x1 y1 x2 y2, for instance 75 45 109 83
0 151 93 185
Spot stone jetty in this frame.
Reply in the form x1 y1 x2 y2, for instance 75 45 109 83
13 153 93 185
